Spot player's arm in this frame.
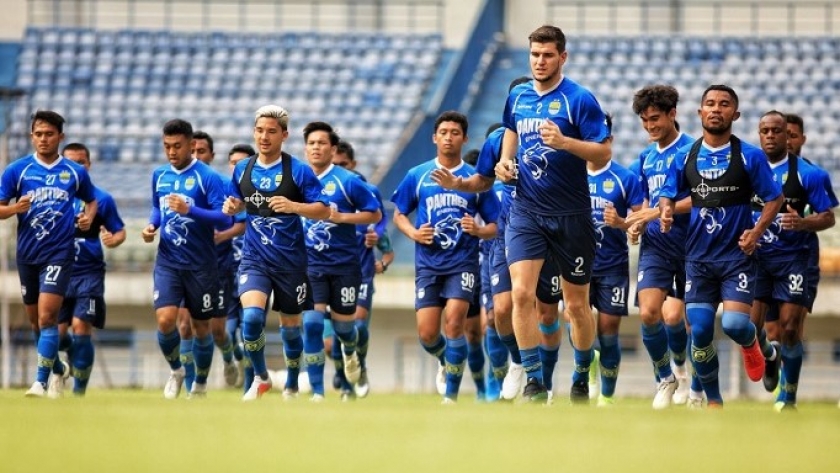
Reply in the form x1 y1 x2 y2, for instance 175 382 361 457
0 195 31 219
142 207 161 243
605 203 645 231
495 129 519 182
539 119 611 167
431 171 494 193
331 183 382 225
281 200 330 220
331 208 381 225
393 209 433 245
214 221 246 244
101 227 126 248
795 208 836 232
462 215 497 240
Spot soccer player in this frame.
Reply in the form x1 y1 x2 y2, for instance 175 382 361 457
223 105 330 401
583 114 645 406
141 119 230 399
225 143 255 390
332 140 395 397
392 111 499 403
192 131 245 388
299 122 381 401
494 25 611 402
55 143 126 397
624 85 698 408
0 111 98 397
659 85 783 407
749 111 834 411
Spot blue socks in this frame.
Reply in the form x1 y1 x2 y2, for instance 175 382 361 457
193 334 213 385
71 334 94 395
467 342 486 397
780 342 803 404
420 334 446 365
217 333 235 364
180 337 195 391
484 327 508 383
687 303 721 403
280 325 303 391
36 325 59 386
225 318 244 361
156 329 181 371
539 320 561 390
666 322 688 367
355 319 370 369
520 347 543 384
499 332 521 365
641 321 672 380
571 344 593 385
242 306 268 379
333 319 358 355
444 336 467 399
302 310 326 395
598 333 621 397
721 310 756 346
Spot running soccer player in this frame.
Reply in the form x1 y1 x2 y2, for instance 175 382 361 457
142 119 230 399
624 85 698 408
659 85 783 407
223 105 330 401
494 25 611 403
55 143 126 397
0 111 98 398
392 111 499 403
749 111 834 411
300 122 381 401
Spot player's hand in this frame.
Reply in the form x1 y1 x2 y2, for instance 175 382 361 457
76 212 93 231
461 213 478 236
413 223 434 245
365 228 380 248
495 158 516 183
101 227 117 247
268 196 298 214
780 204 803 231
739 229 761 256
141 224 157 243
430 168 460 190
167 194 189 215
328 206 344 223
603 203 623 228
659 206 673 233
627 222 641 245
15 194 32 213
223 196 243 215
538 119 567 150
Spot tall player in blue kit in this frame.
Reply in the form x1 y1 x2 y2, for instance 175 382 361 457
494 25 611 402
392 111 499 403
659 85 783 407
0 111 98 397
224 105 330 401
141 119 230 399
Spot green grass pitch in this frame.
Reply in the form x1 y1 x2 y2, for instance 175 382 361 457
2 390 838 473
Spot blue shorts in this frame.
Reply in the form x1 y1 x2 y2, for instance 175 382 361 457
214 269 236 319
415 271 476 310
754 256 810 307
18 259 74 305
357 277 375 312
590 273 629 316
309 270 362 316
536 257 563 305
490 237 512 297
637 251 686 299
58 272 106 328
805 246 820 312
490 236 563 304
238 262 313 315
505 210 595 285
765 302 780 323
685 259 755 306
479 251 494 312
154 264 221 320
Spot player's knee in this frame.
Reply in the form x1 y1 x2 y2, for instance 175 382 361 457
302 311 325 340
689 320 715 347
781 327 801 346
721 311 752 341
510 285 535 308
563 299 589 322
638 304 661 326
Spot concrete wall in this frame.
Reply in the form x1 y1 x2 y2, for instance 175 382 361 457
0 0 27 40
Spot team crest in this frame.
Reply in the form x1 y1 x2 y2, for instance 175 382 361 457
781 172 788 183
685 280 692 293
184 176 196 191
239 274 248 285
603 179 615 193
59 170 71 184
274 173 283 186
153 290 159 301
174 180 180 191
323 181 337 196
417 288 425 299
548 99 561 115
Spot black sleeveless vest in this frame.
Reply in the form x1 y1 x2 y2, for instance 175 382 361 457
684 136 753 207
751 153 806 215
239 152 304 217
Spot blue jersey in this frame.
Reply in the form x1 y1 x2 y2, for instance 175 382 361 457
627 156 641 177
638 133 695 261
661 139 782 262
304 164 380 274
359 183 388 279
72 187 125 274
589 161 645 275
0 154 96 264
229 154 328 272
391 159 500 275
503 77 609 217
754 157 833 259
214 173 238 272
475 128 515 238
150 159 227 270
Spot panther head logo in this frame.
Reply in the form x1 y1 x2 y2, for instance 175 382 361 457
593 218 606 249
29 208 63 240
433 214 463 250
520 141 553 180
306 221 337 252
251 217 283 245
698 207 725 234
164 215 194 246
